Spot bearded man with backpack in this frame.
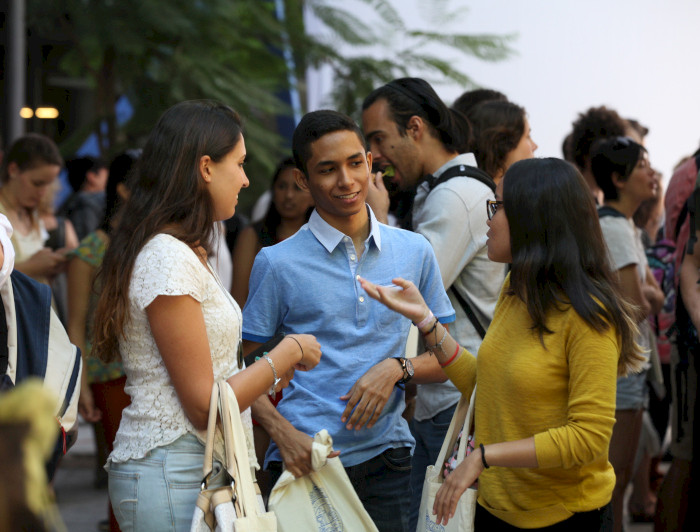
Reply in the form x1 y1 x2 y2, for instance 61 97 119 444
362 78 507 531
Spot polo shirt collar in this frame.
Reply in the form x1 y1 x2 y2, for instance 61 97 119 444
308 205 382 253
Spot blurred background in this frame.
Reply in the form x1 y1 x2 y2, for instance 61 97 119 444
2 0 699 212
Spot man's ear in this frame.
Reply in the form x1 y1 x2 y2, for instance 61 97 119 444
293 167 310 192
199 155 212 183
406 115 424 141
366 150 373 171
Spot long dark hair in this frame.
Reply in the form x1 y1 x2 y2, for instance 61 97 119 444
362 77 471 153
503 158 644 376
99 149 141 234
467 100 526 178
93 100 243 362
255 157 312 247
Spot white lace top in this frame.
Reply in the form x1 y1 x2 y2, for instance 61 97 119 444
109 234 255 466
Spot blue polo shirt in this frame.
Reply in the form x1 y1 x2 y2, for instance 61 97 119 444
242 207 454 467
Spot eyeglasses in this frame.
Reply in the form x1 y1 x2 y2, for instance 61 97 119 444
486 199 503 220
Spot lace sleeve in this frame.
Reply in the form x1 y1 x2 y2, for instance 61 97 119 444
131 234 208 310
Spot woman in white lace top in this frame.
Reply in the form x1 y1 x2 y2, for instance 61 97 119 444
91 100 322 532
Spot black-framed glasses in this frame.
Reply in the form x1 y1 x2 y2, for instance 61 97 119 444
486 199 503 220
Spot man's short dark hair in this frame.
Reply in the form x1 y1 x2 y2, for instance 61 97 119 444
362 77 471 153
451 88 508 116
292 110 366 176
570 106 627 171
65 156 107 191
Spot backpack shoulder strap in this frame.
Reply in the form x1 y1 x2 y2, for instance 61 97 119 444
426 164 496 193
450 287 487 339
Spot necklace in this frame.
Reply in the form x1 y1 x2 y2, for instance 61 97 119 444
204 255 245 369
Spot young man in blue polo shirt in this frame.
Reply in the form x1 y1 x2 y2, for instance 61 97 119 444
243 110 454 531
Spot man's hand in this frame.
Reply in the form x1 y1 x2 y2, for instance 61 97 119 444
366 170 390 224
340 358 403 430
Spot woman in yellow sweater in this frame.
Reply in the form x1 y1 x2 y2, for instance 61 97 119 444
360 158 644 531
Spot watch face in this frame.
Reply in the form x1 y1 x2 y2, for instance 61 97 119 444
405 358 415 378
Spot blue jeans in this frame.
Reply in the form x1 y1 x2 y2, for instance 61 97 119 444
107 433 224 532
269 446 412 532
408 402 457 532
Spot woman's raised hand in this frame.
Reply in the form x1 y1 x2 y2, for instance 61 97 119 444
284 334 321 371
358 277 431 324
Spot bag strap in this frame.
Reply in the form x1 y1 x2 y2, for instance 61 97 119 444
450 287 487 339
434 385 476 469
217 380 262 518
456 387 477 461
426 165 496 193
201 381 221 483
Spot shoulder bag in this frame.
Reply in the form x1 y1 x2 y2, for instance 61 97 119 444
417 386 477 532
190 381 277 532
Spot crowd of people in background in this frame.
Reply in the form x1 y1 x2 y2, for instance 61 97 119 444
0 77 698 532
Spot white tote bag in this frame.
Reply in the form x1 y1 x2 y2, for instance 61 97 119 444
191 381 277 532
268 430 379 532
417 387 477 532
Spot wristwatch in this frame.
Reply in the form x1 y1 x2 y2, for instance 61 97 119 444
393 357 414 385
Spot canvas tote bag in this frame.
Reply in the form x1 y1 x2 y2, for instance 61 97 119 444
191 381 277 532
268 429 379 532
417 386 477 532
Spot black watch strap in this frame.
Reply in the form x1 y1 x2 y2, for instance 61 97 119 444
393 357 411 384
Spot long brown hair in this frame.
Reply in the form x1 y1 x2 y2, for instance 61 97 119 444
503 158 645 376
92 100 243 362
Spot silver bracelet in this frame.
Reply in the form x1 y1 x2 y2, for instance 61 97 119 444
426 325 448 355
262 354 280 397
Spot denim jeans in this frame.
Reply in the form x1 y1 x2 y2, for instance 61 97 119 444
408 402 457 532
269 446 412 532
107 433 224 532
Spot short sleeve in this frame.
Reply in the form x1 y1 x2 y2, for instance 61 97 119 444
600 218 639 271
242 249 283 342
130 235 208 310
417 237 455 324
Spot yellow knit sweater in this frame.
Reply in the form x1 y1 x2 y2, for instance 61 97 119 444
443 278 619 528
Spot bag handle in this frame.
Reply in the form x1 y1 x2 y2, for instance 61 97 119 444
433 386 476 469
217 380 262 518
201 381 222 484
456 386 477 461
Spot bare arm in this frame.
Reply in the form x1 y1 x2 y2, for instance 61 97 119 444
66 256 101 422
148 296 320 430
231 226 260 308
432 438 537 525
63 219 80 250
642 263 665 315
245 339 335 477
15 248 67 279
616 264 652 321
